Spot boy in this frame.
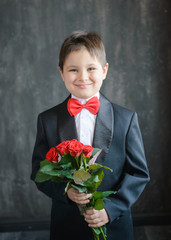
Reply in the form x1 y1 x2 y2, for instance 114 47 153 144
31 31 150 240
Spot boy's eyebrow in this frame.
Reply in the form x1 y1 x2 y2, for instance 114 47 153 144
66 65 78 69
87 63 98 66
66 63 98 70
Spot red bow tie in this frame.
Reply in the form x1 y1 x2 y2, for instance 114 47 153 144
67 96 100 116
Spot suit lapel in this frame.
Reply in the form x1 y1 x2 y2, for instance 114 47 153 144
93 93 114 164
57 96 78 142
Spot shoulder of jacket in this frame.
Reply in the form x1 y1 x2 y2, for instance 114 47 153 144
38 96 69 120
100 92 136 119
112 102 135 115
111 103 138 129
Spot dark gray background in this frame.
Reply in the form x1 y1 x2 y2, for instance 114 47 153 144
0 0 171 239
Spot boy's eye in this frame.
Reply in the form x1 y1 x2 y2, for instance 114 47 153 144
88 67 95 71
69 69 77 72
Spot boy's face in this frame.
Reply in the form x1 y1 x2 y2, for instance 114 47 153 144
59 49 108 99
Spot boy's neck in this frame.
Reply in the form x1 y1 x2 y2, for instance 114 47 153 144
71 92 100 103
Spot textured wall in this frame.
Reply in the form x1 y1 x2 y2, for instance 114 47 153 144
0 0 170 229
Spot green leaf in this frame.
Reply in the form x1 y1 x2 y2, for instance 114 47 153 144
70 184 87 193
60 162 72 169
92 191 117 203
60 169 75 179
92 191 103 200
93 170 104 191
34 170 52 182
40 159 51 167
89 163 113 172
64 181 72 193
83 170 104 192
83 175 100 188
102 190 117 198
42 170 61 176
94 198 104 210
40 159 61 170
51 176 68 183
95 169 104 184
89 197 95 206
40 166 75 179
58 154 73 168
92 227 101 235
92 190 116 200
73 169 91 184
40 164 55 173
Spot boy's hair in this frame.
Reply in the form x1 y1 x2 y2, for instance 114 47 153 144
59 30 107 71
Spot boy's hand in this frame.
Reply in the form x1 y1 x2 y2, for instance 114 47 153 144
67 187 92 204
84 208 109 228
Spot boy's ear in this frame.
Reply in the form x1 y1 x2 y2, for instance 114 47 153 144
58 67 64 81
103 63 109 80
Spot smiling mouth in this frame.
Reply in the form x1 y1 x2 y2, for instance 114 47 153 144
75 83 92 89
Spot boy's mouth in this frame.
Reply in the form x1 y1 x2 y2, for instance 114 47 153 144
75 83 92 89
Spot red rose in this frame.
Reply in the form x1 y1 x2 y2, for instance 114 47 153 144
46 147 59 163
82 145 94 158
68 140 83 157
56 140 70 155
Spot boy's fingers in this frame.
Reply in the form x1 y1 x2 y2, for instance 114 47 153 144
77 193 92 201
88 221 104 228
84 209 110 228
87 193 92 198
67 188 92 204
85 208 97 215
75 193 92 204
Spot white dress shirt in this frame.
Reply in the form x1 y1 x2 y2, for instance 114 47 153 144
71 92 100 146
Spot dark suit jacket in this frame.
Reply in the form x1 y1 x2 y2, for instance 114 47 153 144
31 93 150 240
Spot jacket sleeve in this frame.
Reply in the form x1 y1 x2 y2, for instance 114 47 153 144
104 112 150 223
30 114 70 203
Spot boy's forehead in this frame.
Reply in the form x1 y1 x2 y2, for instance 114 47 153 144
64 49 101 65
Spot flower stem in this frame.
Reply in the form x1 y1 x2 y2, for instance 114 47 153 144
75 157 79 169
99 227 106 240
84 158 87 172
92 229 99 240
80 152 83 167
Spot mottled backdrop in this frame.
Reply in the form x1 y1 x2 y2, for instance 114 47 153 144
0 0 170 239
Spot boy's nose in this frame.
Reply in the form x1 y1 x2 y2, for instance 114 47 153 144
79 70 88 81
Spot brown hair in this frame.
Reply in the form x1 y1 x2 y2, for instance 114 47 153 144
59 30 107 71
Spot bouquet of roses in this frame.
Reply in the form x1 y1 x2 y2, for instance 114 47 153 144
35 139 116 240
